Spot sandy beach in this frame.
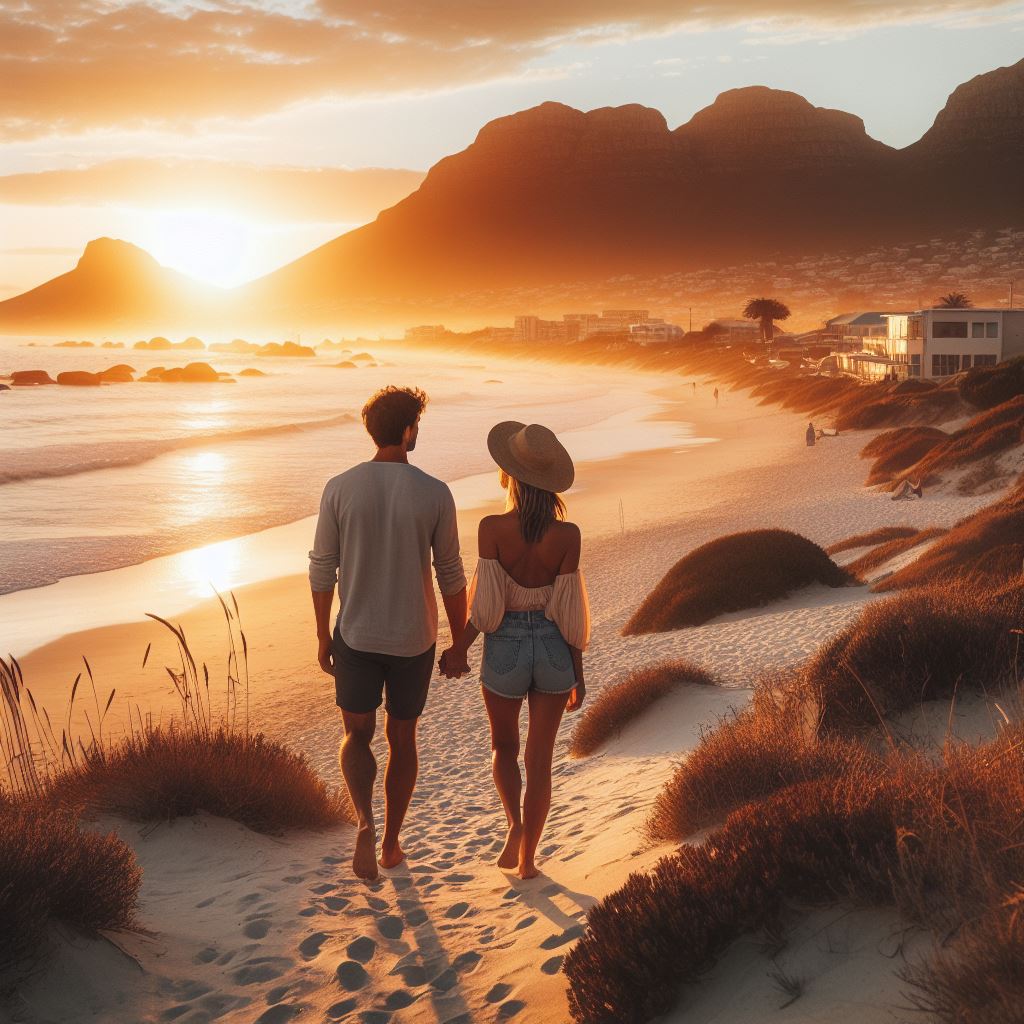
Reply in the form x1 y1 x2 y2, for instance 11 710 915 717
8 364 1003 1024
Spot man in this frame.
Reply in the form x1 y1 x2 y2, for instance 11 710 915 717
309 386 468 880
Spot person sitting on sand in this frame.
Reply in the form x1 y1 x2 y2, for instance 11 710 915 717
891 478 924 500
441 423 589 880
309 386 468 880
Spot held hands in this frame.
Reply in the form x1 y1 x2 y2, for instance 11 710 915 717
438 646 470 680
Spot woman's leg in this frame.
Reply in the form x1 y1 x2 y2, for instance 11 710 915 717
482 686 525 869
521 689 569 879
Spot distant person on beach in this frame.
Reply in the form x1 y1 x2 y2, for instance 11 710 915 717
892 478 924 500
692 381 696 394
713 387 719 406
806 422 815 446
441 423 589 879
309 386 468 880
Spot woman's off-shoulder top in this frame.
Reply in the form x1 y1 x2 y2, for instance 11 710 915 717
467 558 591 650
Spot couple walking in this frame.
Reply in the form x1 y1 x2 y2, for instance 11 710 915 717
309 386 590 881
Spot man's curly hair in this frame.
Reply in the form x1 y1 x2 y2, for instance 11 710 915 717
361 386 429 447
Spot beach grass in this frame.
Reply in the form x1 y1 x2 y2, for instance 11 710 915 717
842 526 947 578
623 529 851 635
569 660 718 758
566 725 1024 1024
825 525 919 555
805 580 1023 735
860 425 948 485
875 479 1024 591
0 800 141 972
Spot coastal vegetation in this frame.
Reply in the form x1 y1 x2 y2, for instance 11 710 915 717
0 596 349 975
623 529 851 634
569 660 718 757
568 572 1024 1024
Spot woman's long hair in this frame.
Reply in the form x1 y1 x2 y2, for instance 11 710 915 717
502 471 566 543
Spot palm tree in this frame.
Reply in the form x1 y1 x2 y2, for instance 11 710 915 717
936 291 973 308
743 298 791 344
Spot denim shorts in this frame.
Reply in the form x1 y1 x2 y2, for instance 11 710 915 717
481 610 577 700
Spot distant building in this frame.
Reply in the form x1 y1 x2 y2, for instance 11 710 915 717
405 325 447 343
513 316 569 343
836 308 1024 380
703 318 760 344
630 322 683 345
823 312 890 351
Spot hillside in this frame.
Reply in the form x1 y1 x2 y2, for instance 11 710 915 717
0 59 1021 334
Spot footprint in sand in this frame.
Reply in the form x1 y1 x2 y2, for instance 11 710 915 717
498 1000 526 1020
243 917 271 939
453 950 482 972
541 955 564 975
253 1005 301 1024
445 902 470 920
335 960 370 991
346 936 377 963
193 947 218 964
540 925 584 950
310 882 335 895
323 896 350 911
514 915 537 931
384 989 415 1010
325 998 357 1019
376 915 404 940
298 932 328 960
232 957 292 985
486 983 513 1003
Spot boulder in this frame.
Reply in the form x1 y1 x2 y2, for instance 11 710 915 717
0 383 10 391
257 341 316 358
238 368 266 377
99 364 135 382
57 370 103 386
180 336 206 350
333 361 357 369
210 339 259 354
135 336 172 350
182 362 220 382
11 369 56 386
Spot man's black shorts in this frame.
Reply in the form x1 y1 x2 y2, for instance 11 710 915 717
332 626 435 720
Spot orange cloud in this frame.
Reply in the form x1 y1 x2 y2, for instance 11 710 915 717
0 159 425 222
0 0 1012 138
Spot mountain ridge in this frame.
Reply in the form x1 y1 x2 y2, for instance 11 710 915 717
1 59 1021 333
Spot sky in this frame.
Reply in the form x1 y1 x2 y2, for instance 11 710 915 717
1 0 1022 297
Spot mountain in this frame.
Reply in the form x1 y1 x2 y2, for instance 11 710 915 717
0 238 220 333
1 59 1021 333
245 59 1022 322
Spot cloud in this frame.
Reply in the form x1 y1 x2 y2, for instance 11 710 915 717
0 0 1015 138
0 159 426 222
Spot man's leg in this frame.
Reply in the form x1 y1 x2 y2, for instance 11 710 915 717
378 645 434 869
380 714 418 868
340 710 379 880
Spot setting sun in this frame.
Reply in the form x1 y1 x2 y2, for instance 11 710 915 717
137 208 253 288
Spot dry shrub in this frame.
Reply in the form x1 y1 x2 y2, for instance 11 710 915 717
959 355 1024 410
843 527 947 578
906 396 1024 483
569 660 717 758
52 725 350 834
906 894 1024 1024
0 802 140 971
877 480 1024 590
566 727 1024 1024
860 426 948 485
833 382 962 432
804 581 1024 735
624 530 851 635
645 681 873 842
826 525 919 555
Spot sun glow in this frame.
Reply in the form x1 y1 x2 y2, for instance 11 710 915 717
136 207 256 288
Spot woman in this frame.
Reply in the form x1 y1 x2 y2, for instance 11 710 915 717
446 421 589 879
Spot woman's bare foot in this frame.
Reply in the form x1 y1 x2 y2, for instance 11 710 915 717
379 839 406 869
353 825 379 880
497 824 523 869
517 859 540 880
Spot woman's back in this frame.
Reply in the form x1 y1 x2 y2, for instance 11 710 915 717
480 512 580 589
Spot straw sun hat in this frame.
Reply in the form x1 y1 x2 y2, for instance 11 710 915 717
486 421 575 494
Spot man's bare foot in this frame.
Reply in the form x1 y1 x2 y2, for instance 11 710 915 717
379 839 406 869
517 860 539 880
497 824 523 869
353 825 379 880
